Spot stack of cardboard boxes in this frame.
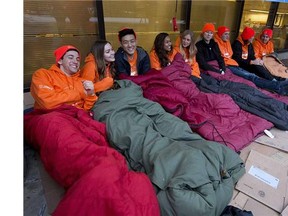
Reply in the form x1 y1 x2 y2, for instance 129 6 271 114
230 128 288 216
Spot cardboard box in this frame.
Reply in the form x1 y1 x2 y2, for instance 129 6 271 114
230 191 279 216
282 205 288 216
239 142 280 162
239 142 288 167
255 128 288 152
236 150 288 212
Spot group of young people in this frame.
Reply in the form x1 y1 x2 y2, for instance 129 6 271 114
30 24 288 112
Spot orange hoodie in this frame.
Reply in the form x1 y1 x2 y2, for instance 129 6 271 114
30 64 97 111
81 53 114 93
149 48 178 70
214 34 238 67
253 36 274 59
174 36 201 78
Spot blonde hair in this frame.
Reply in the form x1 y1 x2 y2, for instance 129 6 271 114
179 30 197 63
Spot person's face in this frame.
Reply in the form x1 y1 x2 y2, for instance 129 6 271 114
121 34 137 56
248 36 254 44
104 43 115 63
261 34 270 44
203 31 214 42
221 31 230 42
181 34 191 48
163 36 172 52
59 50 80 76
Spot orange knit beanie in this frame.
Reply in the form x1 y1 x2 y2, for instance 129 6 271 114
217 26 230 37
241 27 255 40
261 29 273 38
54 45 80 63
202 23 215 33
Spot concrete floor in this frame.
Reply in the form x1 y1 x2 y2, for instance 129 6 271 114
24 144 48 216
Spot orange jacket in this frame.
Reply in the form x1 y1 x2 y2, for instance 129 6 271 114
174 36 201 78
253 36 274 59
214 34 238 67
30 64 97 111
149 48 178 70
81 53 114 93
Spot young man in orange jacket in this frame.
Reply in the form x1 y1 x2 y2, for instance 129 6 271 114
30 45 97 111
253 28 274 59
232 27 278 81
214 26 288 95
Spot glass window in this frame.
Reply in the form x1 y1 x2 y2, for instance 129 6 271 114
24 0 99 90
190 0 241 42
273 3 288 50
103 0 185 53
239 1 271 34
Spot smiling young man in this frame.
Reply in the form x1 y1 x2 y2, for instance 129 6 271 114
253 28 274 59
232 27 278 81
30 45 97 111
214 26 288 95
115 28 151 77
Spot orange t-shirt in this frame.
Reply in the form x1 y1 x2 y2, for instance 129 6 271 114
174 36 201 78
149 48 178 70
127 50 138 76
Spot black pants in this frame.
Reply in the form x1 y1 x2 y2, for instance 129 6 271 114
241 64 281 81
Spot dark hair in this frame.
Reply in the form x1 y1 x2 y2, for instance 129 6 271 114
153 32 172 68
118 28 136 41
90 40 115 80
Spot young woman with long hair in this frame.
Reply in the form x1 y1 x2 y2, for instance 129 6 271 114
81 40 116 95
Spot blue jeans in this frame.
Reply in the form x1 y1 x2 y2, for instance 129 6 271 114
228 66 282 93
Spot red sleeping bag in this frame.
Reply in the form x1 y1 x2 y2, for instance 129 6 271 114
24 105 160 216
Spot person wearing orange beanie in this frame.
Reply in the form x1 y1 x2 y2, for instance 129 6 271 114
202 23 215 33
214 26 238 67
195 23 226 74
241 27 255 41
253 28 274 59
214 26 288 95
232 27 279 81
30 45 97 111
